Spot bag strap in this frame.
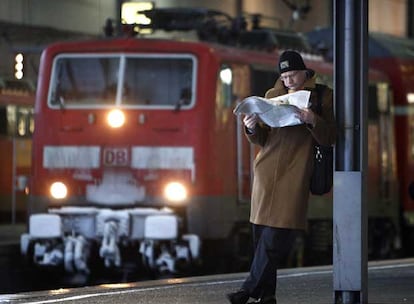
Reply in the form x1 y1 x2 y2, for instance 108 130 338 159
312 84 328 146
314 83 326 115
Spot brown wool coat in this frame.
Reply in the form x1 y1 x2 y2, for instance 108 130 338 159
246 76 336 230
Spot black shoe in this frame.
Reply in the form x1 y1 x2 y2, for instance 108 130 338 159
251 296 276 304
226 289 250 304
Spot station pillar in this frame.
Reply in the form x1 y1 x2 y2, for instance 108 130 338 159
333 0 368 303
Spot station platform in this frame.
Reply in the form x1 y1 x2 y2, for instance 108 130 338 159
1 258 413 304
0 224 26 245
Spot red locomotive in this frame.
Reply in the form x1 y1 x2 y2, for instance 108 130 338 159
19 9 404 280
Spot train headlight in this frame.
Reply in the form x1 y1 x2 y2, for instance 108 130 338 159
107 109 125 128
50 182 68 200
164 182 188 204
407 93 414 104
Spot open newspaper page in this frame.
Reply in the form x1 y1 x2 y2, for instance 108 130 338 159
233 90 311 128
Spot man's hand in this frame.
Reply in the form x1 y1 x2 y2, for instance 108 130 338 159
243 114 259 129
296 108 316 126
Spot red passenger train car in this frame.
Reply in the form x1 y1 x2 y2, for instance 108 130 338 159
307 29 414 255
368 34 414 252
0 81 34 223
20 9 402 280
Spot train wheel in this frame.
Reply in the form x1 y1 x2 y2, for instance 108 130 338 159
402 226 414 256
303 220 333 266
61 272 89 286
368 219 398 259
285 232 306 267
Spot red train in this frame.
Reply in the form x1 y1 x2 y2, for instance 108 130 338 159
0 81 34 223
368 34 414 252
307 28 414 255
19 9 409 280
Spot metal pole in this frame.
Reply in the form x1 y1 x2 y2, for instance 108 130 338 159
408 0 414 38
235 0 243 17
333 0 368 303
343 1 355 171
116 0 123 36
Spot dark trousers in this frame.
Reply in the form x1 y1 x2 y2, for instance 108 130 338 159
242 224 297 299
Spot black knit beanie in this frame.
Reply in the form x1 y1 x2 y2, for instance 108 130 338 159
278 50 307 74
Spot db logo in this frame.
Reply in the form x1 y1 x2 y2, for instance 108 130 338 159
103 147 129 166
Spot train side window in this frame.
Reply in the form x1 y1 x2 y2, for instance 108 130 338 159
218 65 233 108
410 112 414 160
368 84 379 120
16 108 33 137
5 106 33 138
0 107 7 135
377 83 390 113
216 63 252 109
29 112 35 134
376 82 395 200
250 67 278 97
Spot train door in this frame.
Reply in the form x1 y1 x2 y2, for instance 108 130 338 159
230 64 252 203
234 65 278 203
367 81 400 258
0 103 33 223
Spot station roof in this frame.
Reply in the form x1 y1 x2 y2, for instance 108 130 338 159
0 21 97 53
306 27 414 60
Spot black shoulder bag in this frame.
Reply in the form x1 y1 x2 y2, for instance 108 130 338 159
310 84 333 195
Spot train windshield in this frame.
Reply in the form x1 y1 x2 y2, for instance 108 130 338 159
48 54 196 109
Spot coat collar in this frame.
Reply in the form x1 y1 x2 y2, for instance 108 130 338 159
272 75 317 95
265 74 319 99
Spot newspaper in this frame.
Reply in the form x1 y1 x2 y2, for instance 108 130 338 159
233 90 311 127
